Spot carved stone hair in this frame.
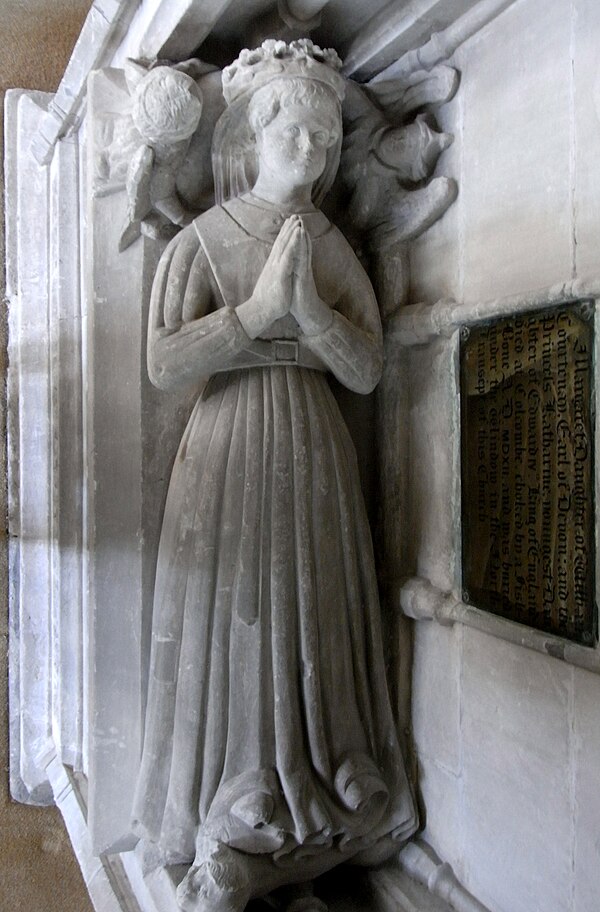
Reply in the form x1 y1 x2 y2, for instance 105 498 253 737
131 67 203 145
248 77 341 133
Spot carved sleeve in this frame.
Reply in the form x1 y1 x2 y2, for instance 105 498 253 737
301 237 383 395
147 225 251 390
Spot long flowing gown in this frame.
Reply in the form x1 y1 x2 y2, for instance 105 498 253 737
132 193 417 869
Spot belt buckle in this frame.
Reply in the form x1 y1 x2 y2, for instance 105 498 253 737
273 339 299 364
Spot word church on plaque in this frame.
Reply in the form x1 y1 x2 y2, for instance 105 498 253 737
460 302 597 646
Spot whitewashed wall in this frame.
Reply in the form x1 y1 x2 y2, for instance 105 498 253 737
407 1 600 911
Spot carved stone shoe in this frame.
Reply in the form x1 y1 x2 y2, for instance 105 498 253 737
176 842 251 912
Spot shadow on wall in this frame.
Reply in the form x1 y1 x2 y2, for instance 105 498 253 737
1 3 95 911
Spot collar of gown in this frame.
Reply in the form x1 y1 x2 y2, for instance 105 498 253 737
221 193 331 242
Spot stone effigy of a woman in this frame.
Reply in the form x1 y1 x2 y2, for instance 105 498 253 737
132 39 417 912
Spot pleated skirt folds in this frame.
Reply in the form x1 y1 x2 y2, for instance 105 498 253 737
133 366 416 865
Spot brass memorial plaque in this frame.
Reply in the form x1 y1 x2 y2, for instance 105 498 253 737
460 303 596 645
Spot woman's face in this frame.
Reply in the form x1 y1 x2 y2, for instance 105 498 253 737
255 101 339 188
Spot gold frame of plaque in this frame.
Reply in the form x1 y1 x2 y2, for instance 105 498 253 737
460 301 597 647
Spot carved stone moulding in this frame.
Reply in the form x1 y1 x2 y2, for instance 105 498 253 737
389 280 600 675
6 1 521 911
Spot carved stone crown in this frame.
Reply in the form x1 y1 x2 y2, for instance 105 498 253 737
222 39 345 106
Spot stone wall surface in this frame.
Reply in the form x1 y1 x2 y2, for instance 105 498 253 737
409 1 600 910
1 3 94 910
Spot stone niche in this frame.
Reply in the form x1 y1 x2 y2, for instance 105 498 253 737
9 1 597 912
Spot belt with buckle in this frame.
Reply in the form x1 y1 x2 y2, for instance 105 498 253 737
215 338 326 373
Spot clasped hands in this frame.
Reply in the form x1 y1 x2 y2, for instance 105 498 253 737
235 215 333 340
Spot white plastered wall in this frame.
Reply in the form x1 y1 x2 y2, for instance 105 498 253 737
407 1 600 910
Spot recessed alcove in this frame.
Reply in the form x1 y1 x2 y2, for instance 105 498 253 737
6 2 600 912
